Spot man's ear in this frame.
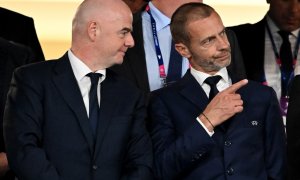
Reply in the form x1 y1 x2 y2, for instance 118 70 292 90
88 21 98 41
175 43 191 59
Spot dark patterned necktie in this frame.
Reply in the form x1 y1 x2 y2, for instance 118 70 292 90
278 30 293 96
204 75 222 101
86 73 102 136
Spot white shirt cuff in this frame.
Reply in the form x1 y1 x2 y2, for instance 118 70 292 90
196 117 214 137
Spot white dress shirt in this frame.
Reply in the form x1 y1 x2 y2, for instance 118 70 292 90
68 50 106 117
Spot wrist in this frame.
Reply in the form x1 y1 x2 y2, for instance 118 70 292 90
199 113 214 132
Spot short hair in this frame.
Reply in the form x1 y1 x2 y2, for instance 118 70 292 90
170 3 216 45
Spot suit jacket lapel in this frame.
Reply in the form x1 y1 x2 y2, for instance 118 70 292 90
179 71 209 112
52 53 95 155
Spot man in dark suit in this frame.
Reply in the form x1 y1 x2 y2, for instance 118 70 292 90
286 75 300 180
148 3 286 179
111 0 246 99
0 7 45 61
3 0 152 179
229 0 300 125
1 7 44 180
0 37 37 180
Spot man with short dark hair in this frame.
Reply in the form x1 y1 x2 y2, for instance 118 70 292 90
111 0 246 102
148 3 286 179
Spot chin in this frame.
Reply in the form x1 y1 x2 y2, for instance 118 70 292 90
220 56 231 66
115 59 124 65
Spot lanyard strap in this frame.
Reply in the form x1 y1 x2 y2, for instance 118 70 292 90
263 23 300 88
145 5 167 78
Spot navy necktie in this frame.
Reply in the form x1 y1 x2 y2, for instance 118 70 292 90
204 76 222 101
278 30 293 96
86 73 102 136
166 40 182 84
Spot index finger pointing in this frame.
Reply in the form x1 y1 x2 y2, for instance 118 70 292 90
223 79 248 94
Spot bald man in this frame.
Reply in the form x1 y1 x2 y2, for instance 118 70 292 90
3 0 153 179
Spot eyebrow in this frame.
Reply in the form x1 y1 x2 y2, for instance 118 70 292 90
121 27 132 33
218 28 226 35
203 28 226 40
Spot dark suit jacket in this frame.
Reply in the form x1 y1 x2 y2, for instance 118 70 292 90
0 7 45 61
287 75 300 180
0 37 37 180
3 53 153 180
148 70 286 180
229 18 266 82
111 7 246 96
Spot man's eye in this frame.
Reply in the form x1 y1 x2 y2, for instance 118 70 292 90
202 38 214 46
220 30 226 36
120 31 130 37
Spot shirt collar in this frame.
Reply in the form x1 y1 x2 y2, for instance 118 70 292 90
190 66 230 86
68 50 106 82
148 2 170 31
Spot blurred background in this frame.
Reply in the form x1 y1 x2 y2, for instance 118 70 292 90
0 0 269 60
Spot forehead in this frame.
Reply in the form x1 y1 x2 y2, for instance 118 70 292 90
186 12 224 39
86 1 132 22
100 11 133 32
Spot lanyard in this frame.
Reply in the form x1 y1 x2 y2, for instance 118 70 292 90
145 5 167 79
264 23 300 88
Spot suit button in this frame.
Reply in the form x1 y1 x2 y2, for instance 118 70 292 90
226 167 234 175
224 141 232 147
92 165 98 170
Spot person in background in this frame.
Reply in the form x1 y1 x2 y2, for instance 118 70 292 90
148 3 286 179
0 37 37 180
286 75 300 180
0 7 44 180
229 0 300 127
111 0 246 103
0 7 45 61
3 0 152 179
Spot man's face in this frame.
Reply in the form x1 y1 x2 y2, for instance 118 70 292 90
268 0 300 31
184 13 231 74
96 9 134 67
